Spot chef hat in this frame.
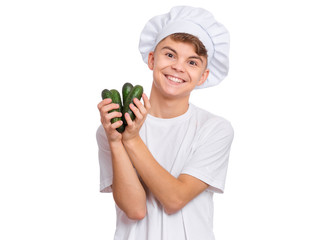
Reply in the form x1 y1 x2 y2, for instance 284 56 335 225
139 6 230 89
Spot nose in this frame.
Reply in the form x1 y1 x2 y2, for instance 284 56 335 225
171 60 185 72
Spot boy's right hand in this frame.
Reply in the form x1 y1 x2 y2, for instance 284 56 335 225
97 98 123 143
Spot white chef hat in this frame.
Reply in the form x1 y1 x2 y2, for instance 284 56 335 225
139 5 230 89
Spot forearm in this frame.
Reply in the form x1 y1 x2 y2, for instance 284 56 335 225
122 136 189 214
110 141 147 220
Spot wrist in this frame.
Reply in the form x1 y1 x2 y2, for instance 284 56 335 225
109 140 123 151
122 135 142 148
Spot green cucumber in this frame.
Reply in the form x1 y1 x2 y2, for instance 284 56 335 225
122 85 144 124
122 82 133 105
101 89 125 133
101 89 113 101
121 82 133 125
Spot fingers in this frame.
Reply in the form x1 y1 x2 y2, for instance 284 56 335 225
101 108 121 126
98 99 123 128
131 94 151 116
124 112 133 127
103 111 122 124
98 99 121 119
125 99 145 126
97 98 111 109
142 93 151 110
129 102 143 121
111 119 124 129
98 98 120 113
125 94 151 128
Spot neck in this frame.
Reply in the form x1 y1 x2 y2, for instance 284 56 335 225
148 84 190 119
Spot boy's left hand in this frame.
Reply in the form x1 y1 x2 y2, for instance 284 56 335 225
122 93 151 142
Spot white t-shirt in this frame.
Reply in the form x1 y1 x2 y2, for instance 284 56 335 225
96 103 234 240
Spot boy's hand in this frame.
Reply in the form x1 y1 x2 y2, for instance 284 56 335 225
97 98 123 143
122 93 151 142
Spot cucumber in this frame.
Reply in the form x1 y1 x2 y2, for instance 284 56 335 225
101 89 113 101
122 82 133 105
121 82 133 125
122 85 144 124
101 89 125 133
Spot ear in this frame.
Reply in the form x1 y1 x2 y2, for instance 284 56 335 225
148 51 155 70
197 68 210 87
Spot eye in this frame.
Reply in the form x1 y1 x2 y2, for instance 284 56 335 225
166 53 174 58
189 60 197 66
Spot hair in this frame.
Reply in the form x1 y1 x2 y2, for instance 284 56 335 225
159 33 208 59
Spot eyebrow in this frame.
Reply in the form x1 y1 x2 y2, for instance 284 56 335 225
161 46 204 64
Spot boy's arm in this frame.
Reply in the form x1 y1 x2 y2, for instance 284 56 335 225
123 136 208 215
98 98 147 220
109 141 147 220
122 96 208 215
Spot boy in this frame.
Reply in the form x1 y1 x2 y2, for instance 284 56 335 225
97 6 234 240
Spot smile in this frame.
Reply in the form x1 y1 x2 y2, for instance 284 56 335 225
165 75 185 84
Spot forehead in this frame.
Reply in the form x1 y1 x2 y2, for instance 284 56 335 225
155 37 198 54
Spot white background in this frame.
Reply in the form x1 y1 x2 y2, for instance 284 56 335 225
1 0 335 239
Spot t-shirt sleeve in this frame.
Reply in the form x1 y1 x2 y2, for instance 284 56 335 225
181 118 234 193
96 125 113 193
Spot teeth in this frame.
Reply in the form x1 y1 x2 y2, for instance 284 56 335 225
167 76 184 83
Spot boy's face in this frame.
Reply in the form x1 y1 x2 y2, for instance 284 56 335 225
148 36 209 100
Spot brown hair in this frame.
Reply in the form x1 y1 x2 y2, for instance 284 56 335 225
157 33 208 59
169 33 208 59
